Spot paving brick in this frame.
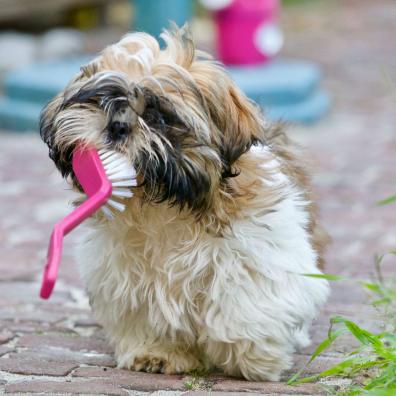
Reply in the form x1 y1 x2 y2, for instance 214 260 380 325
286 355 345 378
1 320 55 334
0 346 13 357
74 317 101 327
72 367 186 391
0 357 78 376
301 327 361 356
0 249 42 282
212 379 321 394
8 348 116 367
313 303 381 332
5 379 129 395
42 304 90 316
0 329 13 344
184 393 271 396
0 282 71 310
17 334 113 354
0 308 67 324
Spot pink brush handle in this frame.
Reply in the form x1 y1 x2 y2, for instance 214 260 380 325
40 147 112 299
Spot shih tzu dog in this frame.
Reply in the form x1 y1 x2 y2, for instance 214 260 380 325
40 26 329 381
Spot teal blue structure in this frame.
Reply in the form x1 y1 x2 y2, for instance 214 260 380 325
0 58 90 131
228 60 330 124
132 0 193 39
0 57 329 131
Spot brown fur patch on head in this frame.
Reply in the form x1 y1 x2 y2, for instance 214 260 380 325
187 59 268 178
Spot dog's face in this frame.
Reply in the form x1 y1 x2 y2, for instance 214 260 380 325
40 28 266 219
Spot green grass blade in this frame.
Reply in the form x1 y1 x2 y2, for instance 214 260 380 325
309 328 346 364
288 373 320 385
362 282 384 294
349 359 388 375
331 316 383 349
372 297 393 306
292 250 396 395
287 328 347 385
302 273 346 281
286 369 305 385
382 333 396 348
378 195 396 205
363 363 396 390
317 357 365 377
365 389 396 396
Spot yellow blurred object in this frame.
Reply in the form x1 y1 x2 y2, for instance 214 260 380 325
107 1 132 30
0 0 109 25
71 6 100 30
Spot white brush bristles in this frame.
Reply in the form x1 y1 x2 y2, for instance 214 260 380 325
98 148 137 218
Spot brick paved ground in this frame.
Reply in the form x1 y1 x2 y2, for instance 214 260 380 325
1 0 396 394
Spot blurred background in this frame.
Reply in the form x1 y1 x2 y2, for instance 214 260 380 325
0 0 396 289
0 1 396 392
0 0 333 130
0 0 395 290
0 0 394 129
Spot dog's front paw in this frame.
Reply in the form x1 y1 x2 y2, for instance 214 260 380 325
133 355 166 373
130 352 202 375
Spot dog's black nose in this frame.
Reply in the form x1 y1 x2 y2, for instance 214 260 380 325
109 121 130 141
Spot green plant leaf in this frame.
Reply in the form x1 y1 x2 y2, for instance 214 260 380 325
378 195 396 205
349 358 388 376
372 297 392 306
365 388 396 396
287 328 347 385
362 282 383 294
317 357 365 377
302 273 346 281
290 255 396 394
363 363 396 390
288 373 320 385
383 333 396 348
331 316 383 349
286 369 305 385
310 328 346 364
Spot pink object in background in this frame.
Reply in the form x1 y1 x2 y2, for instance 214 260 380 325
205 0 283 65
40 145 112 299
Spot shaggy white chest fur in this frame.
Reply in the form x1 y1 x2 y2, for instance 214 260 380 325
76 147 329 381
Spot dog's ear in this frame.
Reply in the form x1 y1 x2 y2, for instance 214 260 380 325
163 26 266 179
191 63 266 179
40 94 74 179
216 84 266 178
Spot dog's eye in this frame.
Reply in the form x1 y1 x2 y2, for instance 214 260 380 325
158 115 166 129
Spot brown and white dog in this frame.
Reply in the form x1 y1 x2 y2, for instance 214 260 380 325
40 26 329 381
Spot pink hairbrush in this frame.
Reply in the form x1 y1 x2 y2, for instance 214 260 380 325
40 145 137 299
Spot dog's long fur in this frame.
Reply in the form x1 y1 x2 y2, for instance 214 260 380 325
40 27 329 381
